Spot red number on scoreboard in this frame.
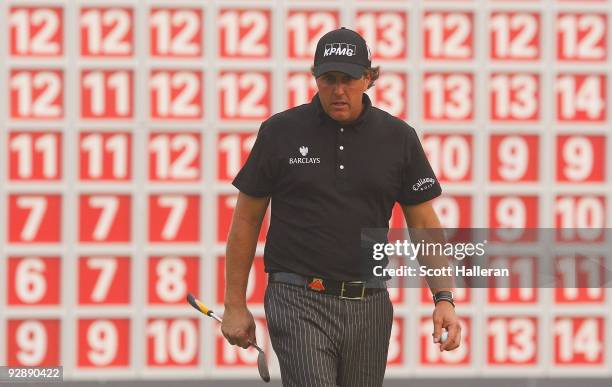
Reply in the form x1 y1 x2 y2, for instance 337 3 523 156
79 194 131 243
149 70 203 120
9 7 63 57
489 195 539 231
423 73 474 121
555 195 606 241
77 319 130 368
554 317 604 365
8 194 61 243
146 318 199 366
355 10 407 60
490 73 540 121
286 72 318 109
423 134 472 182
7 320 60 366
218 71 271 120
148 133 201 182
386 318 404 366
419 316 471 365
487 316 538 365
217 132 257 182
10 70 64 120
215 318 269 367
423 11 473 60
433 195 472 228
489 11 540 60
79 132 131 181
81 69 133 119
218 9 271 59
555 255 605 303
367 72 408 120
556 13 607 61
556 135 605 183
389 203 406 229
286 10 339 60
79 256 131 305
9 131 61 181
148 256 199 305
487 256 538 303
217 194 269 243
555 74 606 122
80 7 133 57
490 134 539 183
387 279 405 306
216 256 266 304
148 195 200 242
149 8 203 58
7 257 60 306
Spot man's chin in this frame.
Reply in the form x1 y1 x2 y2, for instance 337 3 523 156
329 111 350 122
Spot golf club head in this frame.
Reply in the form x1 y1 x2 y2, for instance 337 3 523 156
257 348 270 382
187 293 268 381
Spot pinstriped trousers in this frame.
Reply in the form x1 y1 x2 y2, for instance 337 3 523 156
264 281 394 387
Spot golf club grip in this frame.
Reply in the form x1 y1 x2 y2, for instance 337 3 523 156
187 293 212 315
187 293 224 323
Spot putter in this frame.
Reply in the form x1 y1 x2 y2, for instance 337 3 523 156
186 293 270 383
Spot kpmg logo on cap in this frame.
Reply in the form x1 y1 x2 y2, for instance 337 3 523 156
324 43 356 57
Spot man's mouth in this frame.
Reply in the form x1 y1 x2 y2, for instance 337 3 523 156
332 102 348 108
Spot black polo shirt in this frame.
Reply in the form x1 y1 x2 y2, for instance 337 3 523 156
232 93 442 280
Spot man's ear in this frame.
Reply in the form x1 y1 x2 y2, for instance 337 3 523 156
363 73 371 90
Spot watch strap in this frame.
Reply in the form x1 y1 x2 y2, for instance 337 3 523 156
433 291 455 307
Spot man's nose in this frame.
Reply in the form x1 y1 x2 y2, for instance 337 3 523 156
332 82 345 95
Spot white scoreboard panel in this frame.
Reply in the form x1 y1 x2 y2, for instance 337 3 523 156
1 0 611 381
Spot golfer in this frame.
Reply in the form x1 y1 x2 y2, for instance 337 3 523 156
222 27 461 386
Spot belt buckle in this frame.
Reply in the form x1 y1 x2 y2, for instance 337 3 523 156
339 281 366 300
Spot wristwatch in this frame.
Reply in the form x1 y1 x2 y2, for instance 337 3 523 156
433 291 455 307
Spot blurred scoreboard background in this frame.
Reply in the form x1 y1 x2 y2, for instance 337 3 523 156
1 0 611 381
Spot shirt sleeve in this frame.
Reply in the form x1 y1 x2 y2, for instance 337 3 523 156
232 122 278 197
397 126 442 205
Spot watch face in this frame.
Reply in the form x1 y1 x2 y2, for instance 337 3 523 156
434 291 454 301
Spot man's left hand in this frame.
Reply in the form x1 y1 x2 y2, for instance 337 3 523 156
432 301 461 352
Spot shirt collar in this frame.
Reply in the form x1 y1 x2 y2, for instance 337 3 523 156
312 93 372 132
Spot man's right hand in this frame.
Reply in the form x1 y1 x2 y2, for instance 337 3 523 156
221 304 256 349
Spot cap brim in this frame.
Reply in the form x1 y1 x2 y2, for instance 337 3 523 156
313 62 365 79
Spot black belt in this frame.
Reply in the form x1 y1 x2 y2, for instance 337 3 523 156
268 272 386 301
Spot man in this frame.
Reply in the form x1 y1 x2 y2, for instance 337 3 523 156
222 27 461 386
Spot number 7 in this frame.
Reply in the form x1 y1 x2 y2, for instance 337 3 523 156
17 197 47 241
89 196 119 240
158 196 187 240
87 258 118 302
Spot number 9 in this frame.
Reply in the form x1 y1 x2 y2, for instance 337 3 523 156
17 321 47 366
495 197 526 228
498 136 528 181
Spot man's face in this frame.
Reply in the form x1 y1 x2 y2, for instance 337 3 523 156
315 71 370 125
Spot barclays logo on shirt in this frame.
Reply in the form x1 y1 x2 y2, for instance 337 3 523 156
289 146 321 165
